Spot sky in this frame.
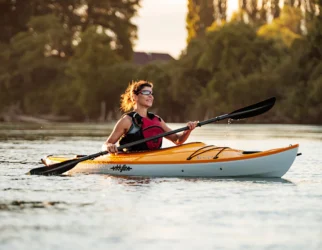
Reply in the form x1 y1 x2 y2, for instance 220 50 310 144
133 0 239 59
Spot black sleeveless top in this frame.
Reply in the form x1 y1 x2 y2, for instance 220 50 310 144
119 112 163 152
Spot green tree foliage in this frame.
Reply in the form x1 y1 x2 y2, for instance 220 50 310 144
66 25 123 119
181 21 286 120
257 6 303 47
0 0 140 119
258 0 322 124
0 0 140 60
0 42 11 110
186 0 214 43
284 0 316 21
237 0 315 27
1 0 322 125
307 0 322 60
238 0 277 25
2 14 68 114
79 0 140 60
238 0 259 25
308 0 322 123
282 0 322 123
0 0 32 43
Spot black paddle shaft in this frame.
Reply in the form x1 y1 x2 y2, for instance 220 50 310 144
27 97 276 175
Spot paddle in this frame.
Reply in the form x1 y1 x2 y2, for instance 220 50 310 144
27 97 276 176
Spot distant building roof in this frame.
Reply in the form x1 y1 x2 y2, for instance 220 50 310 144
133 52 175 65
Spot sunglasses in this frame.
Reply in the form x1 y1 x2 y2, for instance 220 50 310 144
139 90 153 96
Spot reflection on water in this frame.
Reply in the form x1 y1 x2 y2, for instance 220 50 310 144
0 122 113 140
107 175 154 186
0 201 69 211
107 175 296 186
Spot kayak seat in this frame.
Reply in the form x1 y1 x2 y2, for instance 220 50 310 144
242 151 261 154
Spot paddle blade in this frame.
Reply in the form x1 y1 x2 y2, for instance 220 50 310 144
229 97 276 120
27 151 107 176
27 159 79 176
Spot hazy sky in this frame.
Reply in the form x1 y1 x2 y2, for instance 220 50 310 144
133 0 238 59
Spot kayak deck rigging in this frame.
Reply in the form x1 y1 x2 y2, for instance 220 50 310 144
186 145 231 160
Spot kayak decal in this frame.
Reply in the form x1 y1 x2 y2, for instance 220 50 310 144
110 164 132 172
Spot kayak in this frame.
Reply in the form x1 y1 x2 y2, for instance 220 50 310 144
42 142 299 178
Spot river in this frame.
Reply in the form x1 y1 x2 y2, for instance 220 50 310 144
1 123 321 250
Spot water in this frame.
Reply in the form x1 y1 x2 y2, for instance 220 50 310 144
1 123 322 250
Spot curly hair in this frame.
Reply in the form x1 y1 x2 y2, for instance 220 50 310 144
120 80 153 112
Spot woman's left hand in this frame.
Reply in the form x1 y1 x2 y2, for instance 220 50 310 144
187 121 199 131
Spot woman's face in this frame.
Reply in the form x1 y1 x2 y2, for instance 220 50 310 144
134 86 154 108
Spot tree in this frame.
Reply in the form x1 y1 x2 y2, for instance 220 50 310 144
214 0 227 22
304 0 322 123
180 21 287 120
307 0 322 60
0 0 141 118
67 25 124 119
238 0 269 25
257 6 303 47
271 0 281 18
79 0 141 60
186 0 214 43
0 42 11 111
0 0 141 60
0 0 32 43
3 14 68 114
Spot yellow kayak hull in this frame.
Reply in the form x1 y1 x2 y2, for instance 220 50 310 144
42 142 299 177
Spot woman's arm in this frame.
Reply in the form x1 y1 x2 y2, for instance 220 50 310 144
102 116 132 153
160 120 198 145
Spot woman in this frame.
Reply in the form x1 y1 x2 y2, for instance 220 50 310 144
102 80 198 153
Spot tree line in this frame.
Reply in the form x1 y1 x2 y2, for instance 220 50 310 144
0 0 321 124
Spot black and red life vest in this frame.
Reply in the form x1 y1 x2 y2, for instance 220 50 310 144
119 112 164 151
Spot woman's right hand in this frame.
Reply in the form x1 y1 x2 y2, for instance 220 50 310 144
102 143 118 153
